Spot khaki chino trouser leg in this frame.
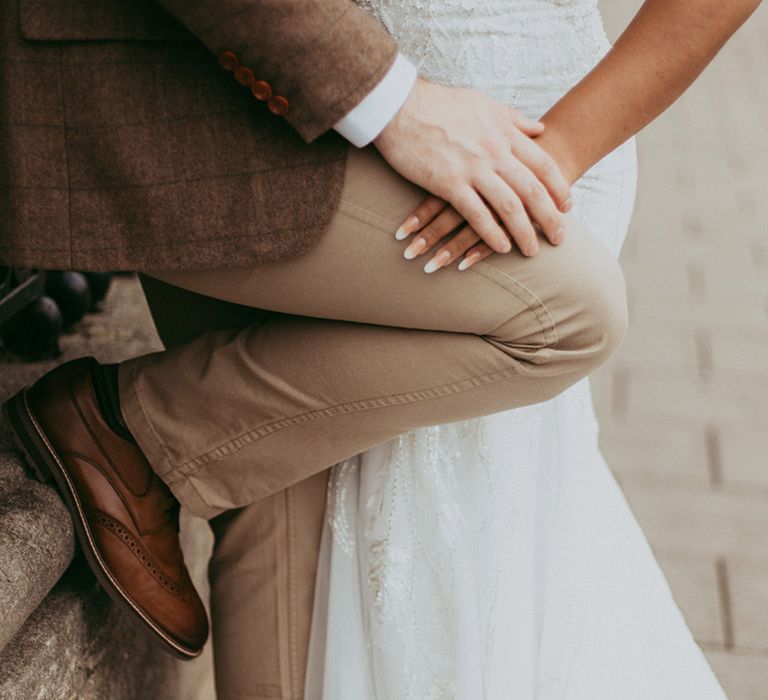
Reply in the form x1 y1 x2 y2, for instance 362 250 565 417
120 142 628 520
139 277 327 700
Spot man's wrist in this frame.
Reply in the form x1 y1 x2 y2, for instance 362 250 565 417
333 53 418 148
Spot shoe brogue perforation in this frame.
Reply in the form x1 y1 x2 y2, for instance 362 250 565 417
89 507 188 597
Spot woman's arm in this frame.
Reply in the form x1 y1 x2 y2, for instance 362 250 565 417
538 0 762 184
398 0 762 271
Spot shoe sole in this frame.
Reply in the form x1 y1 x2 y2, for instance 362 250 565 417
3 389 202 660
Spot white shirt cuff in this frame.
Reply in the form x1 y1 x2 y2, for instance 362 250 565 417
333 52 418 148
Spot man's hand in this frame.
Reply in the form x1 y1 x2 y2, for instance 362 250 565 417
373 76 572 258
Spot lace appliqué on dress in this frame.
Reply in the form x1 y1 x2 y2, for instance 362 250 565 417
353 0 608 116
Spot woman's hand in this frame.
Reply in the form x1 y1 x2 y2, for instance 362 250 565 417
395 196 501 272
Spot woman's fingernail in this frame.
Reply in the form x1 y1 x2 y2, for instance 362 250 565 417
424 251 451 274
552 227 564 244
500 239 512 254
526 240 540 256
395 216 420 240
458 253 481 271
562 198 572 213
404 236 427 260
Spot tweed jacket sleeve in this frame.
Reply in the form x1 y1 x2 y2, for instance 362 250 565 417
155 0 400 143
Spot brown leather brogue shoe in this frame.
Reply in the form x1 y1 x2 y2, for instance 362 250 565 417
4 356 208 659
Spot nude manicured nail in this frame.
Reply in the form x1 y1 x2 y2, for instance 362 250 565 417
424 251 451 273
395 216 420 240
458 253 481 271
562 198 573 213
404 236 427 260
552 227 565 244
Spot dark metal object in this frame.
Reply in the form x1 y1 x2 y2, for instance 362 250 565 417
0 268 47 327
0 294 63 360
45 271 92 330
1 268 117 359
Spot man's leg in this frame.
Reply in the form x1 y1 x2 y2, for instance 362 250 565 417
121 143 629 519
207 474 327 700
141 276 328 700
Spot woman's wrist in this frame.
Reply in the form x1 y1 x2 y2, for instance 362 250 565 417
534 124 583 187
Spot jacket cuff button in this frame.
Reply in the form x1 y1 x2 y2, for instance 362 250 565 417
267 95 289 116
235 66 255 86
251 80 272 101
218 50 239 72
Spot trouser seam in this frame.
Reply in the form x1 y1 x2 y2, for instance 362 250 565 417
275 491 292 697
286 487 301 696
338 197 557 348
470 260 559 350
168 357 548 479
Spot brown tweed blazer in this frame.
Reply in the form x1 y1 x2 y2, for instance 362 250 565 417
0 0 398 271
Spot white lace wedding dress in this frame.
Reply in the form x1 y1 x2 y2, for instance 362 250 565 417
305 1 729 698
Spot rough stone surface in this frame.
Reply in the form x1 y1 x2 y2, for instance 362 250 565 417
0 451 74 652
0 515 214 700
0 559 175 699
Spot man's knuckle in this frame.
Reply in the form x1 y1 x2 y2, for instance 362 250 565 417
498 198 521 217
535 155 555 177
467 208 488 229
525 179 545 200
436 163 462 187
480 138 505 160
543 213 561 230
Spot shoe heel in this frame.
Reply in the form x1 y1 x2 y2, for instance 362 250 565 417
3 392 54 483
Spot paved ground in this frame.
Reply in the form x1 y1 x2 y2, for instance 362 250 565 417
593 2 768 698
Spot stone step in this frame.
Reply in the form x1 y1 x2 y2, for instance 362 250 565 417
0 559 179 699
0 437 75 654
0 429 215 699
0 439 215 699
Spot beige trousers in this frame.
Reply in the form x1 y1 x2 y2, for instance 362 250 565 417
120 144 628 519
